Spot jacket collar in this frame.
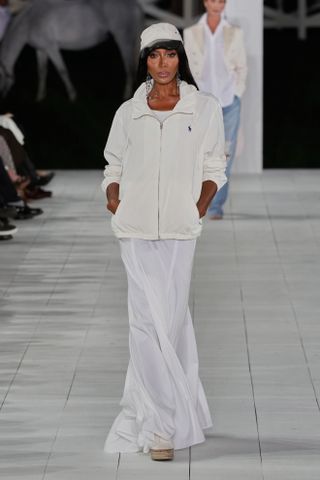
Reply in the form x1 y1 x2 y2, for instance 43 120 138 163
132 81 197 119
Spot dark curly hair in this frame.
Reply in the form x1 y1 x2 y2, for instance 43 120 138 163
135 40 198 90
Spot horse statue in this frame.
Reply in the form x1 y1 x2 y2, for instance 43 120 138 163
0 0 143 101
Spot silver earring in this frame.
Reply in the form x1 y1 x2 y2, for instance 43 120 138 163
146 74 152 97
176 72 181 87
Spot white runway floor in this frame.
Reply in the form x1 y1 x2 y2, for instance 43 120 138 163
1 170 320 480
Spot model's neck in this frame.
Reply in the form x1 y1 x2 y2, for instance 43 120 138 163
149 79 179 99
206 14 222 33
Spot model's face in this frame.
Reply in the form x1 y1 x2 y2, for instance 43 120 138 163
203 0 226 17
147 49 179 85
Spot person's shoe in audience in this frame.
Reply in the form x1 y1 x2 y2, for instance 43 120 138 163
25 187 52 200
0 218 17 240
0 205 19 219
13 205 43 219
34 171 55 187
2 201 43 220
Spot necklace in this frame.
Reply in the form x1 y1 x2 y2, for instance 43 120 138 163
147 92 161 101
147 88 180 102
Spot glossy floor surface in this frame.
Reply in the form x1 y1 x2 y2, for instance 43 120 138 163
0 170 320 480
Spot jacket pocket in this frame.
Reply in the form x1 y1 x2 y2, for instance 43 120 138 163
113 179 130 220
192 198 200 221
111 194 126 230
113 200 123 218
187 193 202 225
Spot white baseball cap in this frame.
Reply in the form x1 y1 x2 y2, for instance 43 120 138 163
140 23 183 51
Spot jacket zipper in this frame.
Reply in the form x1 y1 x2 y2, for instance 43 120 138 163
158 122 163 239
136 112 192 239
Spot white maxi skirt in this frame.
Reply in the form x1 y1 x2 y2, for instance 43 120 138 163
104 238 212 453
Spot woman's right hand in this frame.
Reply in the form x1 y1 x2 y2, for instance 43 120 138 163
107 198 121 214
106 183 120 214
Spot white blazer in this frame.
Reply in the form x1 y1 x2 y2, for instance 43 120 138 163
102 82 227 240
184 19 248 98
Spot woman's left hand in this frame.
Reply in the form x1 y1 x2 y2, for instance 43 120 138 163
196 181 218 218
196 202 207 218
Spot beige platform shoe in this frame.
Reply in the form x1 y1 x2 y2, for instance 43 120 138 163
150 434 174 461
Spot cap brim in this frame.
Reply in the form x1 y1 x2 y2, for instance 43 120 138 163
141 39 182 53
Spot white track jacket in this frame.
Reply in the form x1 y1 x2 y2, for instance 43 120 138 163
102 81 227 240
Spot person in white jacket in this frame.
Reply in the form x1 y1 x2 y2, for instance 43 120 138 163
102 22 226 462
184 0 248 219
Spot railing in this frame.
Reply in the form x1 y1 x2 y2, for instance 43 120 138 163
264 0 320 39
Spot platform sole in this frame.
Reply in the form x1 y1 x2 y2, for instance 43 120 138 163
150 448 174 461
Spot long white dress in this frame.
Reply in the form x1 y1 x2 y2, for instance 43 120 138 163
104 238 213 453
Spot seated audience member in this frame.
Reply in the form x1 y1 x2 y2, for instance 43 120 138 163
0 156 43 220
0 113 54 200
0 215 17 240
0 182 17 241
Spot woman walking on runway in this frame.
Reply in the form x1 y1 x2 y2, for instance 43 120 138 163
102 22 226 461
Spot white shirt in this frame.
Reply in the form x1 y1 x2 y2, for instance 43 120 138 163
152 110 170 123
198 15 236 108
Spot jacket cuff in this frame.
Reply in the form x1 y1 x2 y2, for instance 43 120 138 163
202 174 227 192
101 177 120 194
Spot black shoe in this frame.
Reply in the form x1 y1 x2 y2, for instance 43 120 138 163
0 206 18 219
13 205 43 219
34 172 55 187
0 218 17 239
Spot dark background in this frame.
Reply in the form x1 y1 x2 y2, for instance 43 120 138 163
0 36 125 169
263 28 320 168
1 5 319 169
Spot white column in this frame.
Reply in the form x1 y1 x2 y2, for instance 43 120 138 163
225 0 263 173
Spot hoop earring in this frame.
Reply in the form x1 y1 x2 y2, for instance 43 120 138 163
146 73 153 97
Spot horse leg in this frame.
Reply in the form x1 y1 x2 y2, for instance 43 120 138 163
36 49 48 101
112 8 142 99
112 30 135 99
46 46 77 101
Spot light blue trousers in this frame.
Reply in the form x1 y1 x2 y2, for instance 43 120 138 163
208 95 241 217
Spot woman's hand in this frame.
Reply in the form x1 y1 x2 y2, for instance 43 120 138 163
196 202 207 219
197 180 218 218
107 198 120 214
106 183 120 214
